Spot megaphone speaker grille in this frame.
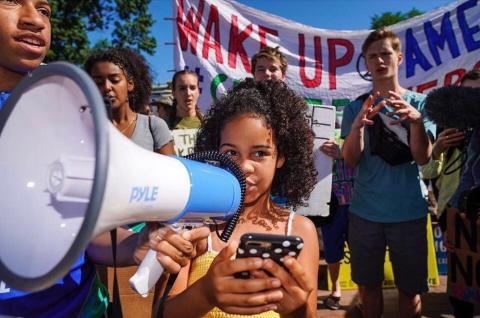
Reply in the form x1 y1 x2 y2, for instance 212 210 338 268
0 63 108 292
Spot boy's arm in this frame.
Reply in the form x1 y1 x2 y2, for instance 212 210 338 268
341 101 363 168
342 124 365 169
342 94 384 168
409 120 432 165
87 228 140 266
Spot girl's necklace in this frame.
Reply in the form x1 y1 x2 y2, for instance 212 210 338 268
114 114 137 134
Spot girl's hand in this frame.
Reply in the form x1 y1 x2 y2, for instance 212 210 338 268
137 224 210 273
386 91 422 125
320 139 341 159
432 128 465 159
262 257 314 315
199 241 283 315
351 91 385 130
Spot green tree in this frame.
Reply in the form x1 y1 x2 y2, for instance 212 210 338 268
371 8 424 29
45 0 156 65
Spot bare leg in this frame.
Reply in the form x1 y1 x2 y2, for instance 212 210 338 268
398 290 421 318
359 284 383 318
328 262 341 297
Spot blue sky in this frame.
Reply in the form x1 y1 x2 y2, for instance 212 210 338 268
124 0 457 84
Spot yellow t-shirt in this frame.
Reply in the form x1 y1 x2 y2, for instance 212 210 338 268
421 148 462 214
187 251 280 318
174 116 202 129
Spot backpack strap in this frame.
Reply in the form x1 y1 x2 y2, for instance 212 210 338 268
355 92 371 103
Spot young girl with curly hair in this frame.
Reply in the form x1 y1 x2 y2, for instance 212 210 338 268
159 79 319 318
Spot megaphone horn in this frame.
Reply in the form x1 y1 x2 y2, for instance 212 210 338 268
0 62 245 292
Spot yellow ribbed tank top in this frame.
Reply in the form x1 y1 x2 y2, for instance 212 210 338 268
187 250 280 318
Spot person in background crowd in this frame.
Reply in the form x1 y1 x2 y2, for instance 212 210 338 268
0 2 209 315
341 27 433 318
84 47 212 314
0 2 109 316
251 46 288 82
151 94 174 121
422 71 480 227
84 47 174 155
442 69 480 318
168 70 203 129
252 46 289 207
251 45 349 311
318 131 355 310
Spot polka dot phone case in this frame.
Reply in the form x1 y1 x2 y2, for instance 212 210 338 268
234 232 304 279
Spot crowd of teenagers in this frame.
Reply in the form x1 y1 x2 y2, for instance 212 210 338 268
1 1 480 318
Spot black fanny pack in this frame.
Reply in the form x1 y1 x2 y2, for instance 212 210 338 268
367 113 413 165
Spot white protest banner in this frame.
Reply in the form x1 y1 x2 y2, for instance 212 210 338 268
172 128 198 156
174 0 480 112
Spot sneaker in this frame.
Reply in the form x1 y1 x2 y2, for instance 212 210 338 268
323 294 341 310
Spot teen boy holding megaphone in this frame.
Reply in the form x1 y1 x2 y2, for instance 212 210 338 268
0 1 209 316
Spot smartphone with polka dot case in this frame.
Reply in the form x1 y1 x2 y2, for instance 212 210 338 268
234 232 304 279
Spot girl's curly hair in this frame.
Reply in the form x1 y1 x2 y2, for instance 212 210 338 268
195 79 317 210
84 47 152 113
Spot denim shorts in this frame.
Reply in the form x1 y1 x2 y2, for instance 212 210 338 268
348 213 428 295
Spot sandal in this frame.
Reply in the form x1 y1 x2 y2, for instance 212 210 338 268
323 294 341 310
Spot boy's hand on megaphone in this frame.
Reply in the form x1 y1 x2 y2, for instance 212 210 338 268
135 224 210 273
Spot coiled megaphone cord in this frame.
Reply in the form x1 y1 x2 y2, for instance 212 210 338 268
185 150 246 242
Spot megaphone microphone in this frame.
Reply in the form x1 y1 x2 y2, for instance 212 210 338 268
0 62 245 293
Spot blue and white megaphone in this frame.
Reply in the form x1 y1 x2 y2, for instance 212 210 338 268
0 63 244 294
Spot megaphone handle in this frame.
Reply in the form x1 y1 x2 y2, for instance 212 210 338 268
129 249 164 297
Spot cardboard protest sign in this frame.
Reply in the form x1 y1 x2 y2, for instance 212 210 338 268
447 208 480 302
172 128 198 156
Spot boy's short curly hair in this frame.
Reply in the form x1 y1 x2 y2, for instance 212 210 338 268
251 46 288 76
195 79 317 210
84 47 152 114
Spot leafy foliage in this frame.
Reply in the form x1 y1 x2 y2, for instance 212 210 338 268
371 8 424 29
45 0 155 65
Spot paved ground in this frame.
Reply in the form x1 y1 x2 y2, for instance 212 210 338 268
315 263 478 317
